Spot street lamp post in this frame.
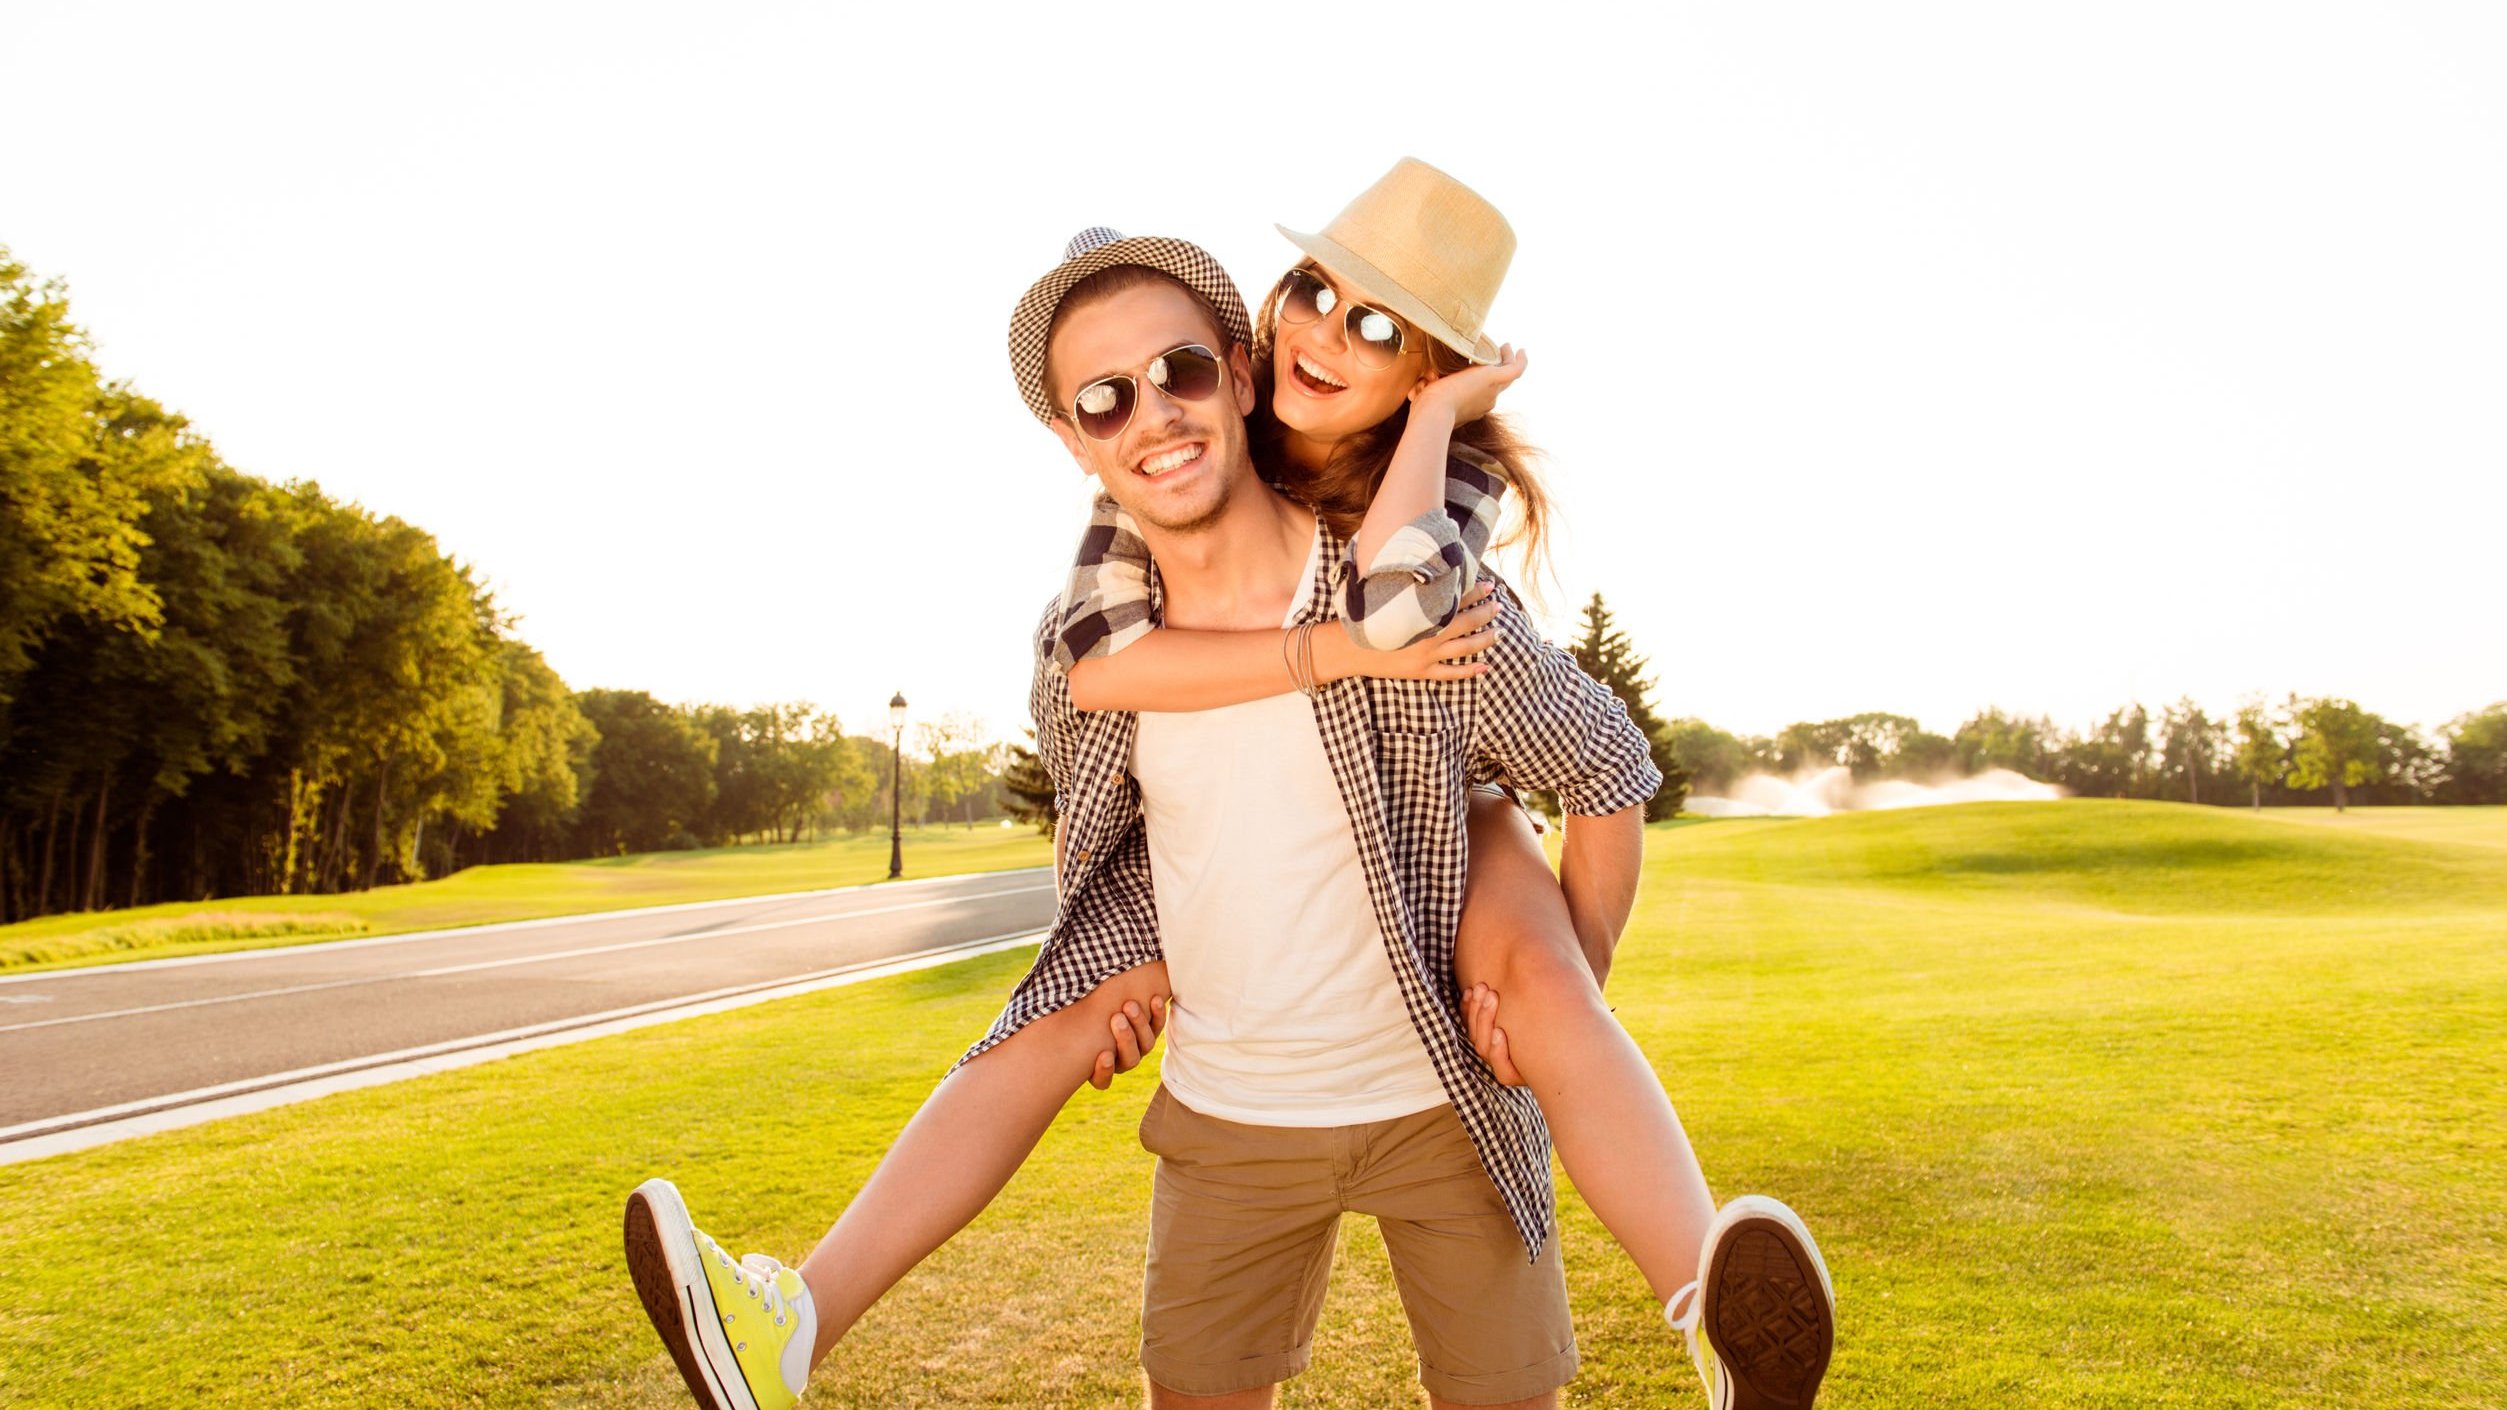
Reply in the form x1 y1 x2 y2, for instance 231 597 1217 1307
888 691 908 880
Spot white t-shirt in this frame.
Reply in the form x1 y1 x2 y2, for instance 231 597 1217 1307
1129 534 1450 1127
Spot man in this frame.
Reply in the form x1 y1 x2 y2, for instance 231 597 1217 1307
1002 229 1659 1408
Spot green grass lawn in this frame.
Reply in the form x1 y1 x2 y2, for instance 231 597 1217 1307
0 825 1053 972
2 800 2500 1407
2248 803 2507 851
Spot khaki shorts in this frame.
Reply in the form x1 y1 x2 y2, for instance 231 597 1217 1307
1136 1085 1577 1404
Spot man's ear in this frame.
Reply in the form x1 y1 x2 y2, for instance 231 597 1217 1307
1047 416 1095 475
1229 342 1256 415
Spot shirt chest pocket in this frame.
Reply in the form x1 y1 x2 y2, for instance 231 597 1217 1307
1367 692 1467 875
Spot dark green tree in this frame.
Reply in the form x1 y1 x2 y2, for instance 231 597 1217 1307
1567 593 1687 820
2058 704 2152 798
572 690 718 853
1001 729 1058 834
2288 697 2384 812
917 712 995 828
0 251 189 721
2157 698 2226 804
1894 729 1958 778
698 702 876 843
1660 717 1752 794
2441 703 2507 804
2372 718 2444 804
1772 713 1927 779
466 642 598 865
2231 699 2284 810
1953 709 2060 780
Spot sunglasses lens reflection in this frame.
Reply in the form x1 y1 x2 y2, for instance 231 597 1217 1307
1074 377 1134 440
1280 269 1335 324
1152 345 1222 403
1351 309 1403 367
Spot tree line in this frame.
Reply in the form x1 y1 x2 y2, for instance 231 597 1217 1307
0 249 1007 924
546 694 1008 863
1410 596 2497 817
996 593 2507 839
1663 696 2507 811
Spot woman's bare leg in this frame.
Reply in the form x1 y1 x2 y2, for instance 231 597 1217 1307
1454 795 1714 1305
797 960 1171 1368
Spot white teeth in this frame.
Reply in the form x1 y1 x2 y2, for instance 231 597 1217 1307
1296 354 1347 389
1138 443 1201 476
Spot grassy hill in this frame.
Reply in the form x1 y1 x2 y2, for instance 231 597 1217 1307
1666 798 2507 913
2 801 2498 1406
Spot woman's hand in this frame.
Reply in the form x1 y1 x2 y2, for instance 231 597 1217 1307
1314 583 1501 684
1410 344 1527 425
1089 995 1167 1090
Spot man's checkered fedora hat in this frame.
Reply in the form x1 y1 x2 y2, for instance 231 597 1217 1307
1007 226 1254 424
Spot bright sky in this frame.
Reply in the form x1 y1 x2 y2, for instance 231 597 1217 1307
7 3 2501 745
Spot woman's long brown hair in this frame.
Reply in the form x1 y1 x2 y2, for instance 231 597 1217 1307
1248 260 1557 596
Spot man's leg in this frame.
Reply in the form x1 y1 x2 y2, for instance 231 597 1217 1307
1136 1088 1341 1405
1430 1393 1551 1410
1352 1104 1579 1408
1147 1385 1275 1409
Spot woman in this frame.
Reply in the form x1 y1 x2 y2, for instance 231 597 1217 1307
1051 158 1834 1408
625 160 1832 1410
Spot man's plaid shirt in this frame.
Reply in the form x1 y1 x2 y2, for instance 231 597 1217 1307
964 515 1661 1258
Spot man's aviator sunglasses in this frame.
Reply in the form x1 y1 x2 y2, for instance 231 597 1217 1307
1066 343 1225 441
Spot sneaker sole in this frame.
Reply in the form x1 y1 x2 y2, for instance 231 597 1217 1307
624 1179 761 1410
1702 1196 1834 1410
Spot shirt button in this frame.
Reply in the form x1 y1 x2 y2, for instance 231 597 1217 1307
1110 768 1124 785
1074 848 1091 863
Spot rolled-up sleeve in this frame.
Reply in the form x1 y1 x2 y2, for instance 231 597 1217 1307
1050 493 1155 671
1029 596 1082 805
1468 584 1662 816
1339 447 1510 651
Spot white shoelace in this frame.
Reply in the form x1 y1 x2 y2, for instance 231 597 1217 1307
730 1250 793 1330
1665 1279 1722 1405
741 1251 819 1394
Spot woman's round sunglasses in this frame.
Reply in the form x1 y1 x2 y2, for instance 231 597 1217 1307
1277 268 1410 370
1067 343 1225 441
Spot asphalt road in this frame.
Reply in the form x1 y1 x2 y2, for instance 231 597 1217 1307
0 869 1056 1143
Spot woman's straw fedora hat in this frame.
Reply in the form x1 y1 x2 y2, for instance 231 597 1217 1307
1276 157 1514 366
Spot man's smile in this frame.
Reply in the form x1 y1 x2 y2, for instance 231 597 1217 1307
1134 441 1206 477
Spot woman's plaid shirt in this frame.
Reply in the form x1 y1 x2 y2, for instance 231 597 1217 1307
965 517 1662 1259
1050 445 1512 669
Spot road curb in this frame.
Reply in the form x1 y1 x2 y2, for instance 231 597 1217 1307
0 930 1044 1166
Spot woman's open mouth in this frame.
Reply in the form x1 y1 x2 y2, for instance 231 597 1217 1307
1288 353 1348 396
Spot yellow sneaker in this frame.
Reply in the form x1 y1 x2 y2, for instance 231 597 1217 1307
624 1179 814 1410
1669 1196 1835 1409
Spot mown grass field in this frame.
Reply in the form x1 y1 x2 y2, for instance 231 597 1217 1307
1 801 2499 1407
0 826 1054 972
2251 803 2507 851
